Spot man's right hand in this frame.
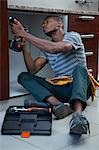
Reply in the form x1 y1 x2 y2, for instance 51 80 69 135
10 19 25 38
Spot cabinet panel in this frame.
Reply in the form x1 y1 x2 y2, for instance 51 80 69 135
83 39 98 79
68 14 99 80
68 14 99 34
82 39 97 51
0 0 9 100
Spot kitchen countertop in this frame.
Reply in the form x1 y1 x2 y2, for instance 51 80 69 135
8 5 99 15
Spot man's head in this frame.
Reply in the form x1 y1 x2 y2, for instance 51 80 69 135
42 16 64 37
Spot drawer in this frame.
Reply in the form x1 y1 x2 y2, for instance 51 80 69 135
82 39 98 54
83 39 98 79
68 14 99 34
86 56 98 79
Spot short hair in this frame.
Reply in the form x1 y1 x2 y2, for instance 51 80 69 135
44 15 63 24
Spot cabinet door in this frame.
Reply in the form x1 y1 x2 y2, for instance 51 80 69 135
0 0 9 100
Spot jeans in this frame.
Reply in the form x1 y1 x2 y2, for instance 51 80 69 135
18 64 91 110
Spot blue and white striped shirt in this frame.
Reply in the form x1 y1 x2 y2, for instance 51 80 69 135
39 32 86 77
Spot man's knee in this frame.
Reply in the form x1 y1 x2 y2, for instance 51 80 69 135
18 72 30 84
73 64 88 75
74 64 86 71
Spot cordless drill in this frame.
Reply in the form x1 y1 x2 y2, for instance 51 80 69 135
9 16 23 52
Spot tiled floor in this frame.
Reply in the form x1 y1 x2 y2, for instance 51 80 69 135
0 88 99 150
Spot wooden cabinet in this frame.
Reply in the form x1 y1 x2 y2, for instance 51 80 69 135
0 0 9 100
68 14 99 79
68 15 99 34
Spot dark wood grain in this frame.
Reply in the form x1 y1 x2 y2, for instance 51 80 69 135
68 14 99 80
0 0 9 100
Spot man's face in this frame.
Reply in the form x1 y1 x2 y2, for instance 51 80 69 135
42 17 60 36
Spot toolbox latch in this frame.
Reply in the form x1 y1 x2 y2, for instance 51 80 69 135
19 114 37 138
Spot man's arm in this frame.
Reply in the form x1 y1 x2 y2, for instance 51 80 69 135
11 20 72 54
22 43 47 74
22 32 72 54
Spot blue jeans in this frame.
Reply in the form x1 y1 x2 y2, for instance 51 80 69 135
18 64 91 110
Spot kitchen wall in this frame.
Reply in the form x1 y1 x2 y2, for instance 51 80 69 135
8 0 99 12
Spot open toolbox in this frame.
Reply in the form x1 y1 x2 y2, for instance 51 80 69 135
1 104 52 137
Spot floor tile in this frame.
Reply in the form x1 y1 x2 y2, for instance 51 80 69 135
61 134 99 150
0 88 99 150
0 135 43 150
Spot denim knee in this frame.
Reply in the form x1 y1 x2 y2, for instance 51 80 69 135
73 64 88 78
74 64 87 72
17 72 29 84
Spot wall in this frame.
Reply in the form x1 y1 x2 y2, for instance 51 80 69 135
8 0 99 12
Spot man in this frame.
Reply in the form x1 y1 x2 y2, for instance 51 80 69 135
10 16 91 135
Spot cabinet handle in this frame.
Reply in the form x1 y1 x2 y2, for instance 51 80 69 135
85 51 93 56
78 16 95 20
88 68 93 73
81 34 94 39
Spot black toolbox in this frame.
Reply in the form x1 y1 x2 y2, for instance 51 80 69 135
1 102 52 137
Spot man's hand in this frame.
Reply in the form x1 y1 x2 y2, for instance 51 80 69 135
10 19 25 37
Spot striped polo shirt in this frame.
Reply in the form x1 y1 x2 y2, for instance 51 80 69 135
39 32 87 77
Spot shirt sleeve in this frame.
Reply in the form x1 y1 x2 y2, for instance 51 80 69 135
39 50 47 59
63 32 84 51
